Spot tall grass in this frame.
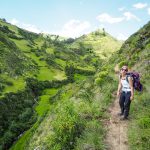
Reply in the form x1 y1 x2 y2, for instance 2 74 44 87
128 82 150 150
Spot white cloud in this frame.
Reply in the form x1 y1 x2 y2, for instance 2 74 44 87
96 13 124 24
10 18 19 25
118 7 125 11
96 12 140 24
123 12 141 21
116 33 128 41
133 3 147 9
64 20 90 31
49 19 91 38
9 18 41 33
148 8 150 15
9 18 90 37
22 23 41 33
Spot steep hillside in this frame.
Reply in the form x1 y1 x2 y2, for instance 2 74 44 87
100 21 150 150
0 19 99 96
69 29 122 59
0 17 123 150
0 19 103 150
116 21 150 150
3 17 149 150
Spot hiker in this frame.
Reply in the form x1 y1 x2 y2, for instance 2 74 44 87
117 65 134 120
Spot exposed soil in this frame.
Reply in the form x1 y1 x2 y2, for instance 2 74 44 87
104 96 129 150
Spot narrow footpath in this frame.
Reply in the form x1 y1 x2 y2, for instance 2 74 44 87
105 96 129 150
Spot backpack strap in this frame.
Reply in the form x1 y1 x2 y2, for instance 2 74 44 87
126 75 129 83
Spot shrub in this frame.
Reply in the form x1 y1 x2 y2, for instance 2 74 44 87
95 78 103 85
138 118 150 129
47 101 84 149
118 61 128 68
95 71 112 87
0 83 5 92
0 90 36 149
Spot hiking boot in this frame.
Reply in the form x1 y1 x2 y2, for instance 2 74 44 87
120 116 128 121
117 112 124 116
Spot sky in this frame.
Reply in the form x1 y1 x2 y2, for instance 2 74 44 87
0 0 150 40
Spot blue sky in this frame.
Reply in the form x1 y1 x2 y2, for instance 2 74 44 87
0 0 150 40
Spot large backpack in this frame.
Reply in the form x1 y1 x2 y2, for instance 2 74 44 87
126 72 143 91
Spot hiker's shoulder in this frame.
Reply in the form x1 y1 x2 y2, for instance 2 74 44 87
125 73 132 81
126 72 132 78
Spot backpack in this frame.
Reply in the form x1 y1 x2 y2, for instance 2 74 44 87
126 72 143 91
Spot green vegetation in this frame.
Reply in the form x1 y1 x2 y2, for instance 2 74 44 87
35 95 51 116
0 18 149 150
69 29 122 59
0 89 37 150
11 39 31 52
107 21 150 150
37 67 56 81
3 76 25 94
0 18 108 149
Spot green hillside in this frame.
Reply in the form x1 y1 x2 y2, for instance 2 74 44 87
100 21 150 150
0 18 149 150
69 29 122 59
0 19 112 150
0 19 98 96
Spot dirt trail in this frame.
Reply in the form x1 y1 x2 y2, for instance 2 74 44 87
104 96 129 150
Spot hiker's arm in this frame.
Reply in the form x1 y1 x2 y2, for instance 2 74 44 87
117 79 122 97
129 77 134 100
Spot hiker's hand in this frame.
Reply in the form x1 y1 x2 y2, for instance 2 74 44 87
117 91 120 97
130 96 134 100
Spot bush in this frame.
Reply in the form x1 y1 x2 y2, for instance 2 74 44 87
138 118 150 129
47 101 84 149
95 78 103 85
65 64 75 82
95 71 112 87
98 71 108 78
0 83 5 92
118 61 128 68
0 90 37 149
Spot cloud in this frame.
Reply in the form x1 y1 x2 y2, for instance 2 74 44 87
123 12 141 21
96 12 140 24
22 23 41 33
96 13 124 24
148 8 150 15
9 18 41 33
9 18 90 37
133 3 147 9
118 7 125 11
116 33 128 41
49 19 91 38
10 18 19 25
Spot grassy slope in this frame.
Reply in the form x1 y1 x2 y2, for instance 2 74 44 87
69 29 122 59
10 30 122 149
0 19 113 150
125 23 150 150
11 21 150 150
0 20 69 96
0 19 125 150
15 73 117 150
107 21 150 150
0 20 37 96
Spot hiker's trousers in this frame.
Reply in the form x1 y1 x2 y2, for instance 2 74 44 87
119 91 131 118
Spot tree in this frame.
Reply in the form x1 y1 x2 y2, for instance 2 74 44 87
102 28 106 36
65 64 75 82
2 18 6 22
